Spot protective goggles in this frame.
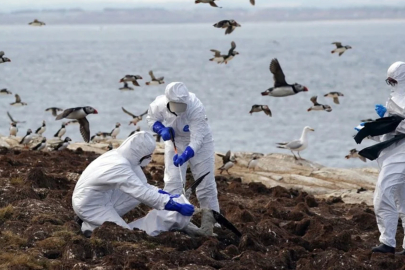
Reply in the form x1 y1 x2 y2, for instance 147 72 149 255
139 154 152 163
386 77 398 86
167 101 187 113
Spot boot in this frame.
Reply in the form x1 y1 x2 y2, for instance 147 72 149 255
396 249 405 255
372 243 395 254
74 215 83 226
83 230 92 238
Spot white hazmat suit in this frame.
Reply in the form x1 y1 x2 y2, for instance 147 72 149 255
72 131 191 235
373 62 405 249
147 82 220 212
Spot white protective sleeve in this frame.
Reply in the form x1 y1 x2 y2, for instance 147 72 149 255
187 104 209 153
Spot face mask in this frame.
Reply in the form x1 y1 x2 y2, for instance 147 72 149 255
139 154 152 167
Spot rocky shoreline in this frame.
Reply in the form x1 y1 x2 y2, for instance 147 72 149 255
2 136 403 269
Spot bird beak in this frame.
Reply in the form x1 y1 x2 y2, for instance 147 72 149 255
119 79 123 83
94 109 98 114
303 87 309 92
261 91 269 96
310 128 315 131
129 122 133 125
139 77 143 80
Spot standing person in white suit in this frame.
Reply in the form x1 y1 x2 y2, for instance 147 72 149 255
365 62 405 254
147 82 220 215
72 131 194 237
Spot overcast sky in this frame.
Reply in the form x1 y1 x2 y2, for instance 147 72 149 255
2 0 404 11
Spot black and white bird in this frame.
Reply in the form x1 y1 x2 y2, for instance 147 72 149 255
100 132 112 139
9 123 18 137
128 126 141 137
55 106 98 143
107 143 113 151
45 107 63 116
210 41 239 64
331 42 352 56
91 132 102 143
119 82 134 91
122 107 148 126
345 149 366 162
195 0 221 8
54 137 72 151
54 123 66 139
28 19 45 26
32 137 47 151
119 75 142 86
145 70 164 85
277 126 314 160
110 122 121 139
0 51 11 63
35 120 46 136
0 88 12 95
324 92 344 104
66 120 79 126
218 150 236 175
307 96 332 112
7 111 26 124
247 155 260 171
249 105 272 117
19 129 33 148
10 94 27 106
213 20 241 35
261 58 309 97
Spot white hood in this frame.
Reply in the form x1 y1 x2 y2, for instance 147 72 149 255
388 62 405 112
165 82 190 104
116 131 156 167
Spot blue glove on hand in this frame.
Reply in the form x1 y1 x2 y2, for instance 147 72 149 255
164 195 194 216
375 104 387 118
173 146 195 167
158 190 171 195
354 122 365 132
153 121 174 141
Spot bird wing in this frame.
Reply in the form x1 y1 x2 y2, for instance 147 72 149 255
359 155 367 162
269 58 288 87
209 1 219 7
228 41 236 55
156 76 164 81
333 97 340 104
7 111 15 123
310 96 319 105
54 127 62 137
56 107 81 120
35 126 42 133
332 42 342 48
286 140 303 150
214 20 226 28
210 49 221 57
261 105 272 117
140 110 148 117
225 26 234 35
32 142 42 150
132 80 140 86
122 107 136 118
78 117 90 143
223 150 231 164
0 51 4 57
149 70 156 80
250 0 255 5
15 94 21 103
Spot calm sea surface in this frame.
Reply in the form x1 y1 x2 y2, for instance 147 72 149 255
1 20 404 168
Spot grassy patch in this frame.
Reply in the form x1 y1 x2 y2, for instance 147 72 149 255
0 205 13 223
0 252 47 269
10 177 24 186
52 230 76 240
37 237 66 250
0 231 27 247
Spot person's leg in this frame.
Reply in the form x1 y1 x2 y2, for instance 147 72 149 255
394 179 405 250
163 141 187 194
189 141 219 212
79 206 132 233
110 189 141 217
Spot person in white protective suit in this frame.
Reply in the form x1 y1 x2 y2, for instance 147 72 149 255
368 62 405 254
72 131 194 237
146 82 220 215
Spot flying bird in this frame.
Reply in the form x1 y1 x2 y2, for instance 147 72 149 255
28 19 46 26
213 20 241 35
45 107 63 116
209 41 239 64
331 42 352 56
55 106 98 143
324 92 344 104
345 149 366 162
119 82 134 91
10 94 27 106
307 96 332 112
145 70 164 85
0 51 11 63
276 126 314 160
249 105 272 117
261 59 308 97
66 120 79 125
195 0 222 8
7 111 26 124
218 150 236 175
119 75 142 86
32 137 47 151
0 88 12 95
122 107 148 125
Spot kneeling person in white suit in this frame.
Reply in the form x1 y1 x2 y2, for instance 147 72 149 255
72 131 194 237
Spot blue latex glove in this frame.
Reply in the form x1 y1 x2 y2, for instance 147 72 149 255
164 195 194 216
375 104 387 118
158 190 171 195
153 121 174 141
354 122 365 132
173 146 195 167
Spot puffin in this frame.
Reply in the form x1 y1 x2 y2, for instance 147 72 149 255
222 41 239 64
119 75 142 86
7 111 26 124
209 50 226 64
54 123 66 139
324 92 344 104
0 88 12 95
249 105 272 117
9 123 18 137
45 107 63 116
100 132 112 139
128 126 141 137
91 132 103 143
54 137 72 151
122 107 148 125
261 58 308 97
55 106 98 143
307 96 332 112
10 94 27 106
247 156 260 171
0 51 11 63
35 120 46 136
32 137 47 151
250 0 255 5
213 20 241 35
66 120 79 126
19 129 33 148
119 82 134 91
195 0 221 8
345 149 366 162
145 70 164 85
107 143 113 151
218 150 236 175
28 19 46 26
331 42 352 56
110 122 121 139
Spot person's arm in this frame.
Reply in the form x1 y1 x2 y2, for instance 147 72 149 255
146 99 164 131
188 105 209 153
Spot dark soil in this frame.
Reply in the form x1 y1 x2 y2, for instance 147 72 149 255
0 148 404 269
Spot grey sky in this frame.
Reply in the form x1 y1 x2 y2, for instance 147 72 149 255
2 0 404 11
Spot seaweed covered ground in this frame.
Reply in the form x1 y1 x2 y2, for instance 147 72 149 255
0 147 405 270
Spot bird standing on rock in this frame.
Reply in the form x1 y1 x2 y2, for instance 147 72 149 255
9 123 18 137
54 137 72 151
276 126 314 160
54 123 66 139
55 106 98 143
247 156 260 171
32 137 47 151
218 150 236 175
35 120 46 136
20 129 33 148
110 123 121 139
